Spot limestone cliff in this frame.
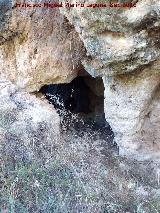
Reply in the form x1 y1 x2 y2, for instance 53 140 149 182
1 0 160 160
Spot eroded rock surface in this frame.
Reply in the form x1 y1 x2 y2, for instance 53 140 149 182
0 0 85 92
103 60 160 160
0 78 60 165
60 0 160 76
60 0 160 160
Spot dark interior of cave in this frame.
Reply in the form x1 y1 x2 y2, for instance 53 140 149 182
40 76 91 114
39 74 114 144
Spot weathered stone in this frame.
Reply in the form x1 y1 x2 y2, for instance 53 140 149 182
60 0 160 76
0 0 85 92
103 59 160 160
0 78 60 165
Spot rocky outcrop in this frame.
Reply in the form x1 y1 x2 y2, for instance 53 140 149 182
1 0 160 160
60 0 160 76
0 0 85 92
0 78 60 166
60 0 160 160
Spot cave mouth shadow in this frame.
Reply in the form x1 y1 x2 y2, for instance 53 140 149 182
39 75 115 144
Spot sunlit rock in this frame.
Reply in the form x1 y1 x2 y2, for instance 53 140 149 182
0 0 85 92
0 78 60 165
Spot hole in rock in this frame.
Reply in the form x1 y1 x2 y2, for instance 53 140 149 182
39 73 115 148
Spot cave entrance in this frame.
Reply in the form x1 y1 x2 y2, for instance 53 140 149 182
40 74 106 127
39 72 115 151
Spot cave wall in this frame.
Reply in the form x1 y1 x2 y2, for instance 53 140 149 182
103 61 160 160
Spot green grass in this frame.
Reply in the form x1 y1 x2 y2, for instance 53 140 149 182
1 160 86 213
1 125 160 213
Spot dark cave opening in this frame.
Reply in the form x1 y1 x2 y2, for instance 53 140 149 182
40 76 91 114
39 74 114 144
40 75 105 123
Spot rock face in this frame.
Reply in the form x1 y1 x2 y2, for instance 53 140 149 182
1 0 160 160
0 78 60 166
0 0 85 92
60 0 160 160
103 60 160 160
60 0 160 76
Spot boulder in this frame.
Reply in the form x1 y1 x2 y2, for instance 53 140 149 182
0 0 85 92
0 78 60 166
60 0 160 76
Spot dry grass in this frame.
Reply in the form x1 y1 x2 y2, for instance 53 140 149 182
1 112 160 213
